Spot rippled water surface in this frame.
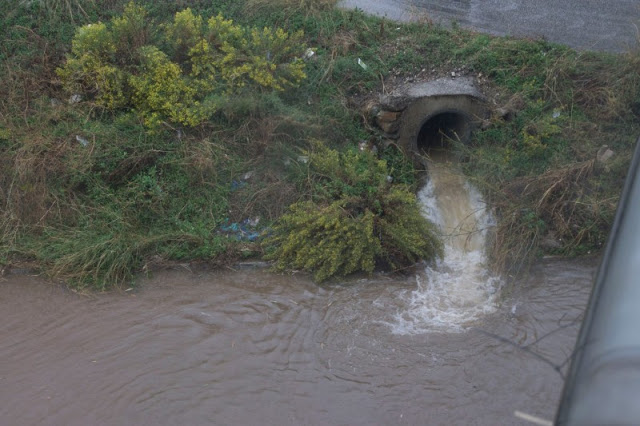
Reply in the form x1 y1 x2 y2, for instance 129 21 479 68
1 258 594 425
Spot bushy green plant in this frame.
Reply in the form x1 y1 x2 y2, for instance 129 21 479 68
267 200 381 281
130 45 206 127
111 1 151 62
266 143 442 281
520 113 561 160
57 2 308 127
56 21 128 109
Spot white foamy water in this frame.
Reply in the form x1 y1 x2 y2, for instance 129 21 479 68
392 156 500 334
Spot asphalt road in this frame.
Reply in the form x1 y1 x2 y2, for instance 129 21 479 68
339 0 639 52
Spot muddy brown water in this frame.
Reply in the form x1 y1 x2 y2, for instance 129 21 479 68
1 259 594 425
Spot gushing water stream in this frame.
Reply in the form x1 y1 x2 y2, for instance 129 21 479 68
392 152 500 333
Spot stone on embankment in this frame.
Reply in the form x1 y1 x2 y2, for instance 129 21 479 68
376 110 402 134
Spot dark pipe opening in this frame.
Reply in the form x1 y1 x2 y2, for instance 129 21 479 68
417 111 469 153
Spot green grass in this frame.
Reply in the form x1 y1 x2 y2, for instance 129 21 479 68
1 0 639 287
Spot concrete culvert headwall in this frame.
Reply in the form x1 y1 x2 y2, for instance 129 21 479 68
371 77 488 158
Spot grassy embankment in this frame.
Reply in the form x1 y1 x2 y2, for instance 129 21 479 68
1 0 638 288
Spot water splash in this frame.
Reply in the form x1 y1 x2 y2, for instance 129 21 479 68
392 155 500 334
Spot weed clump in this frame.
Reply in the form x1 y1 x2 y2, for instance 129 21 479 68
266 144 442 281
487 160 606 273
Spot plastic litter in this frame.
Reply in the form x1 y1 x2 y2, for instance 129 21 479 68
230 180 247 191
218 218 263 242
303 48 316 60
75 135 89 147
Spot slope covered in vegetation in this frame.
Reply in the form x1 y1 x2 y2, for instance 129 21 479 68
1 0 638 287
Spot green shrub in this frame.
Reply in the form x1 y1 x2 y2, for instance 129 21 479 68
266 200 380 281
130 45 206 127
265 144 442 281
57 2 308 127
56 21 128 109
111 1 151 62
